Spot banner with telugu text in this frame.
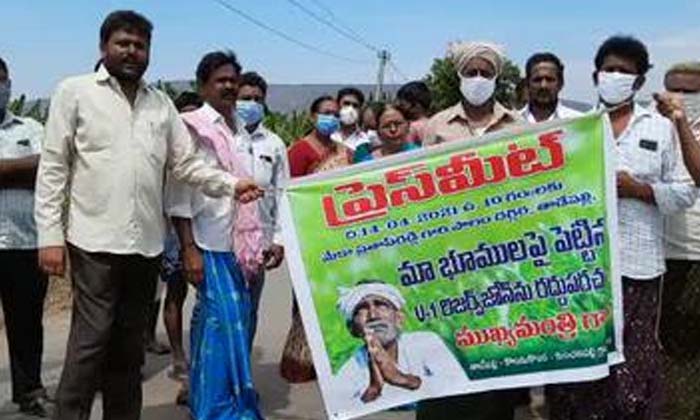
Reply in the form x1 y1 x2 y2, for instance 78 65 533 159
280 113 623 420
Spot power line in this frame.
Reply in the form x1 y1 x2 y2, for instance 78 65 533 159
389 60 410 82
210 0 369 64
306 0 370 44
284 0 380 53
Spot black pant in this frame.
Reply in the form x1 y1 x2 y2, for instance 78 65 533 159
53 244 159 420
0 250 48 403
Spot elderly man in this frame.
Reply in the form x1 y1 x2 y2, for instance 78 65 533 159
0 57 51 417
334 281 466 407
424 41 522 146
34 11 261 420
521 52 581 123
418 42 524 420
659 61 700 420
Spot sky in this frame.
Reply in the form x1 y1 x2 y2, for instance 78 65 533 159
2 0 699 103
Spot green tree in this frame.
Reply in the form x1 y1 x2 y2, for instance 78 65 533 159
425 57 522 113
263 110 313 146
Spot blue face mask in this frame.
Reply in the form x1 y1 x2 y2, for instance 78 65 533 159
236 100 264 126
316 114 340 136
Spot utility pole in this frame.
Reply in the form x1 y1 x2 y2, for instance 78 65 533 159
375 49 391 101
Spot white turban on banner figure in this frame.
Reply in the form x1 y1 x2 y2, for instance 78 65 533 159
332 280 469 408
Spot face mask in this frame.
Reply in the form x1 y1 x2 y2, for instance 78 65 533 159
682 92 700 124
236 100 264 126
460 76 496 106
339 106 359 125
0 81 11 111
597 71 638 106
316 114 340 136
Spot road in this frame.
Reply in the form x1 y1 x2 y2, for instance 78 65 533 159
0 264 541 419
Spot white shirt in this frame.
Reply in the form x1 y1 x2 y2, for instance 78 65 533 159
521 102 583 123
0 112 43 250
665 118 700 260
165 104 240 252
234 123 289 245
331 128 370 151
333 332 468 408
34 67 238 256
611 105 697 279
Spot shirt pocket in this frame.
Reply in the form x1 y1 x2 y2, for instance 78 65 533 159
138 113 168 167
632 140 662 182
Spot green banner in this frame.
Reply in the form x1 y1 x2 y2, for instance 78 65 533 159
280 113 623 420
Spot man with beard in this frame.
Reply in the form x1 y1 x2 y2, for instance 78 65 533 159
333 281 466 407
34 11 262 420
521 52 581 123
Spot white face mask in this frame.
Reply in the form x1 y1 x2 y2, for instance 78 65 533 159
682 92 700 124
460 76 496 106
597 71 638 106
339 106 359 126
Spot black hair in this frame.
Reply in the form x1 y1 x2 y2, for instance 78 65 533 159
240 71 268 96
309 95 335 114
594 35 651 75
100 10 153 45
525 52 564 82
396 81 432 111
375 103 407 123
196 50 242 85
0 57 7 75
174 91 203 112
336 87 365 107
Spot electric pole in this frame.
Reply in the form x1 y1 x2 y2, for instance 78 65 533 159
375 49 391 101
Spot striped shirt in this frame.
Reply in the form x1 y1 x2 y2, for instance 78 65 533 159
0 112 43 250
612 105 697 279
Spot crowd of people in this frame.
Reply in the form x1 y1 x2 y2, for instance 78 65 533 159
1 8 700 420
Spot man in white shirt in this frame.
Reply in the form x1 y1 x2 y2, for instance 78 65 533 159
658 61 700 418
34 11 261 420
235 71 290 346
548 36 697 420
334 281 466 408
520 52 582 123
331 87 371 151
0 57 51 417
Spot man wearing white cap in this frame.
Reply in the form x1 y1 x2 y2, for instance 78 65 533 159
333 280 466 407
424 41 523 146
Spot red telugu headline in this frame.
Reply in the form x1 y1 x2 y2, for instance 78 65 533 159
322 130 566 228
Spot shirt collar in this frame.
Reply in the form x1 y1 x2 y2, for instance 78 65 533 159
448 100 517 128
95 64 148 92
522 102 566 123
201 102 245 135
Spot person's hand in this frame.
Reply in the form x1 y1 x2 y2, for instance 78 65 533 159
361 331 385 403
617 171 642 199
264 244 285 270
654 92 687 123
234 179 264 204
365 331 420 389
39 246 65 276
181 243 204 285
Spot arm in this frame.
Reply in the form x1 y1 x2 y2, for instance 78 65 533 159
34 82 76 275
655 92 700 185
650 124 698 215
0 155 40 189
165 100 261 202
165 173 204 285
172 217 204 285
264 142 289 270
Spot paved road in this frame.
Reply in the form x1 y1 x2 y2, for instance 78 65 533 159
0 265 541 419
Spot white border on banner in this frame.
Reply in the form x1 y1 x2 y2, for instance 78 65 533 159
279 112 624 420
